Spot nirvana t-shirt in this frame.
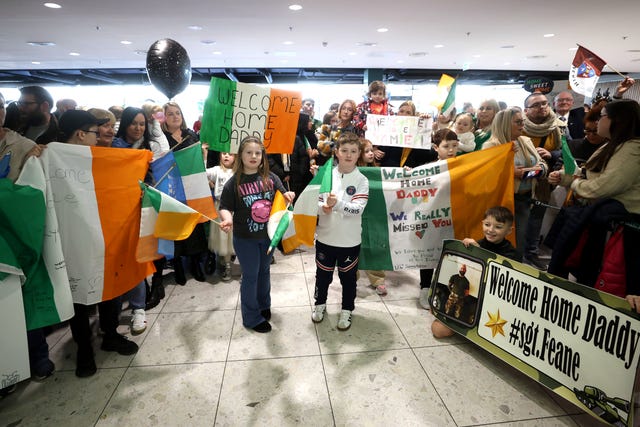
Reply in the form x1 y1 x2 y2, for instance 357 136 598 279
219 171 286 239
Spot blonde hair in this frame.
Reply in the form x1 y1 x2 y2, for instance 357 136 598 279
87 108 115 125
397 101 417 116
489 107 522 144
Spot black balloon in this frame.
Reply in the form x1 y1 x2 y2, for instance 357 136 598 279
146 39 192 99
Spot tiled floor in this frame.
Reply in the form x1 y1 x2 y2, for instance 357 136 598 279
0 248 610 426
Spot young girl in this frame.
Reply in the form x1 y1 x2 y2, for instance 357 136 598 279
219 137 295 333
311 132 369 331
452 112 476 153
206 152 236 281
357 138 377 167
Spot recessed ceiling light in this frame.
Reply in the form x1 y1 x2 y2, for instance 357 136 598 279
283 41 294 45
289 4 302 11
201 40 216 45
69 52 80 56
120 40 132 45
543 33 555 38
212 51 222 55
397 60 404 64
500 45 515 49
27 41 56 46
355 42 377 47
377 28 389 33
32 61 41 65
526 55 547 59
348 52 357 56
408 52 427 57
188 25 203 31
44 2 61 8
434 44 444 48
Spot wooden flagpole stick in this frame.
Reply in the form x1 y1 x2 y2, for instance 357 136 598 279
152 162 177 188
604 64 627 79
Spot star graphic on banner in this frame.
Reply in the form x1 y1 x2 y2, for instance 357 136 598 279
484 310 508 338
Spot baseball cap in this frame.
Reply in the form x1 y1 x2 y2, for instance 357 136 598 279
59 109 109 141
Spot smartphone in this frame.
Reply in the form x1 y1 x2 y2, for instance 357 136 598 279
524 169 542 179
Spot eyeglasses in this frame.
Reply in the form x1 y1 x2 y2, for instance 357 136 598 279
17 100 39 108
527 101 549 109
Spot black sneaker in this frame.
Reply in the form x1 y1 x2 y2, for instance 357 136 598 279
76 347 97 378
32 359 55 380
101 334 139 355
261 309 271 321
524 254 548 270
252 321 272 333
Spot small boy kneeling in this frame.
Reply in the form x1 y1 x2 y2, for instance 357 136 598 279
431 206 521 338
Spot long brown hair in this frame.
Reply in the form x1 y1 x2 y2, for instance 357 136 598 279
233 136 272 192
585 99 640 172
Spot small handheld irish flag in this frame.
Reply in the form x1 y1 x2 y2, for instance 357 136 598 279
267 191 295 254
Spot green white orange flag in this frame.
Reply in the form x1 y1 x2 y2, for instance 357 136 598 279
440 79 457 116
35 143 154 304
284 145 515 270
267 191 295 253
431 74 456 110
285 156 334 248
4 160 74 329
137 183 205 262
199 77 302 154
173 143 217 221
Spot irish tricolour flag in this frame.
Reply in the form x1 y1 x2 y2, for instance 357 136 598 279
36 143 155 304
200 77 302 154
137 184 206 262
287 144 515 270
5 158 74 329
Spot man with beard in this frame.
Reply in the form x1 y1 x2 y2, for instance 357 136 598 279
521 92 568 270
15 86 59 145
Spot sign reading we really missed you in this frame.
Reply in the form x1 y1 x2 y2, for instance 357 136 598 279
431 240 640 427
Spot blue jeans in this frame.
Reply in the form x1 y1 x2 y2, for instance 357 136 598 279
125 280 146 311
233 236 273 328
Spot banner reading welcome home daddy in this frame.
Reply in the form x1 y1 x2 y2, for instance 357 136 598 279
200 77 302 154
365 114 433 148
356 143 515 270
432 240 640 427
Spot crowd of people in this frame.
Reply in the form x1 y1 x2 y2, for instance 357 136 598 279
1 75 639 392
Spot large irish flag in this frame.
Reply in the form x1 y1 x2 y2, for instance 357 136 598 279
199 77 301 154
38 143 155 304
289 144 515 270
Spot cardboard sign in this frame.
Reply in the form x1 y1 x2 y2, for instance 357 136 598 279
364 114 432 149
431 240 640 427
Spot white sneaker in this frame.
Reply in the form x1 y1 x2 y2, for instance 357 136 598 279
419 288 430 310
131 309 147 335
311 304 326 323
337 310 352 331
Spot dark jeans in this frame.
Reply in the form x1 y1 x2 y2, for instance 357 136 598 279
233 236 273 328
314 241 360 311
69 298 121 349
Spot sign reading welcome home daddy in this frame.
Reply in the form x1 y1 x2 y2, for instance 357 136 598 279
431 240 640 427
365 114 433 148
199 77 302 154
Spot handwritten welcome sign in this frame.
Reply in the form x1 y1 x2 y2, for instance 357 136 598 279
200 77 302 154
432 240 640 427
365 114 432 148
